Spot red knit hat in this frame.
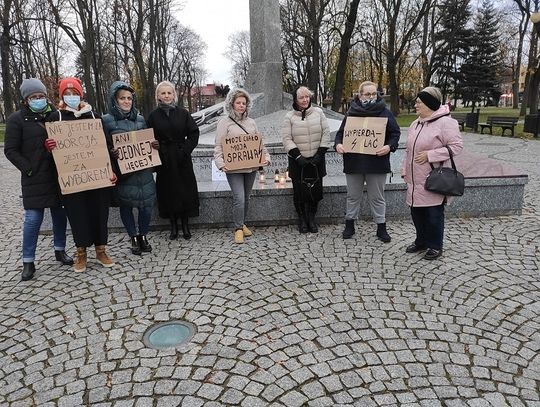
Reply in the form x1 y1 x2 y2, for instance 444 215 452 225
59 77 83 97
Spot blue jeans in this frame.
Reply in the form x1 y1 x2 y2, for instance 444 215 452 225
23 207 68 263
226 172 256 229
119 206 152 237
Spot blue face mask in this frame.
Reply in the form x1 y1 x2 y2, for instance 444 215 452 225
63 95 81 109
28 98 48 112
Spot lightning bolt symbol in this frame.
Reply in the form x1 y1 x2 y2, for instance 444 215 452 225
351 138 357 150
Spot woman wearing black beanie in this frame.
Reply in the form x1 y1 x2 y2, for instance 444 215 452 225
402 86 463 260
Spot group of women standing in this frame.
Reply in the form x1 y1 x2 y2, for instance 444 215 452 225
5 76 462 281
5 78 200 281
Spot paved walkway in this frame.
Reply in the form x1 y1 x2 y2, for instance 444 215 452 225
0 133 539 407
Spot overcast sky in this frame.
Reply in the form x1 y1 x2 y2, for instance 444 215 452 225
177 0 250 85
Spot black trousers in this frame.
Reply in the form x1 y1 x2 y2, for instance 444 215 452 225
410 204 445 250
63 188 111 247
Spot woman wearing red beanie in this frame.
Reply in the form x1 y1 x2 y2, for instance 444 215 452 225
46 77 117 273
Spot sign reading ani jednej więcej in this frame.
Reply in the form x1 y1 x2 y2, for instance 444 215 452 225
222 133 264 171
342 116 388 155
111 128 161 174
45 119 114 195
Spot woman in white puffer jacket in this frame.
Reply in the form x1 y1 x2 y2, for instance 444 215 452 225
282 86 331 233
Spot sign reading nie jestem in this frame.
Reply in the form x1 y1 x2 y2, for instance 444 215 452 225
342 116 388 155
45 119 114 195
222 133 264 171
112 128 161 174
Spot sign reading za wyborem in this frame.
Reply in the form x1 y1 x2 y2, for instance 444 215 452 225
222 133 264 171
342 116 388 155
45 119 114 195
112 129 161 174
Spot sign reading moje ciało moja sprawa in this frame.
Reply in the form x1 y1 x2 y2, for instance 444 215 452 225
222 133 265 171
342 117 388 155
45 119 114 195
111 128 161 174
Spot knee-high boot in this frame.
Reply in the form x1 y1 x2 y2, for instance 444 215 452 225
169 217 178 240
307 202 318 233
181 216 191 240
297 204 309 233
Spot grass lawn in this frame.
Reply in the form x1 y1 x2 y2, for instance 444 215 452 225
395 106 538 139
0 124 4 142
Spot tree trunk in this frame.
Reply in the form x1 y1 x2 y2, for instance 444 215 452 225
1 0 15 116
331 0 359 112
513 12 526 111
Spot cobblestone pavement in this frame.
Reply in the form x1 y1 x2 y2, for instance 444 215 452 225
1 133 539 407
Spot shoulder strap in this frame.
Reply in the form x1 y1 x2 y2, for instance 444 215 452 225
429 146 457 170
229 116 250 134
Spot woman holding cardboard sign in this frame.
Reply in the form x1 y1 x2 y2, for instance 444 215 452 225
103 81 157 255
46 77 117 273
214 88 270 244
282 86 331 234
334 81 400 242
147 81 200 240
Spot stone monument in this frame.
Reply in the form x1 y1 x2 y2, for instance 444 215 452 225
244 0 283 116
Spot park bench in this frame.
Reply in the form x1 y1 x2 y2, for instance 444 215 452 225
451 113 467 131
479 116 519 137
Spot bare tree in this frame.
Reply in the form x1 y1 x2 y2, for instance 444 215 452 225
224 30 250 87
330 0 360 111
1 0 16 115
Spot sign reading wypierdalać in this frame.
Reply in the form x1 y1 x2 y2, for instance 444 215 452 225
222 133 264 171
45 119 114 195
111 128 161 174
342 116 388 155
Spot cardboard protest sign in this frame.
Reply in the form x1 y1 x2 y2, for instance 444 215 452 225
45 119 114 195
342 116 388 155
111 128 161 174
222 133 264 171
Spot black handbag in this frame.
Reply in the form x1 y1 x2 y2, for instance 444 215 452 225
425 146 465 196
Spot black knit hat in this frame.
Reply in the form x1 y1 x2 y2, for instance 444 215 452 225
417 91 441 111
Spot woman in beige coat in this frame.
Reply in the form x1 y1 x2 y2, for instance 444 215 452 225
214 88 270 243
282 86 331 233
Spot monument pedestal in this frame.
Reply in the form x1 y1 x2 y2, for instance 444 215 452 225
39 146 528 232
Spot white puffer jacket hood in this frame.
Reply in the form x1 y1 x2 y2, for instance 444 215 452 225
224 88 252 120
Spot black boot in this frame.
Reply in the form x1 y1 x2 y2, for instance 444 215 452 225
169 217 178 240
298 207 309 233
306 203 318 233
181 217 191 240
130 236 142 255
55 250 74 265
137 235 152 252
21 262 36 281
342 219 355 239
376 222 391 243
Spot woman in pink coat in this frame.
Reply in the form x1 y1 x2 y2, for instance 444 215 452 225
402 87 463 260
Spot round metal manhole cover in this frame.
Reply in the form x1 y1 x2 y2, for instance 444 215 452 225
143 321 196 349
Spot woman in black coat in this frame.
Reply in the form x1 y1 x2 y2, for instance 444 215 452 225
334 81 400 242
4 78 73 281
147 81 200 240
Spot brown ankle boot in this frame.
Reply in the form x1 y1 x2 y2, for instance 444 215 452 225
73 247 87 272
95 245 114 267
